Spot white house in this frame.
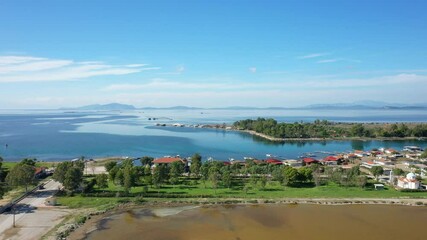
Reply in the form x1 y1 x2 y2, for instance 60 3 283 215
397 172 420 190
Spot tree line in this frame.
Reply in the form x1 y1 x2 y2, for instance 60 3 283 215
233 118 427 138
97 153 370 195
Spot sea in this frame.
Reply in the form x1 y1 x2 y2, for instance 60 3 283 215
0 108 426 161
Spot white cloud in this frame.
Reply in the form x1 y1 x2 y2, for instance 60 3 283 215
100 73 427 93
317 59 339 63
4 73 427 108
0 56 45 65
126 64 148 68
157 65 185 75
249 67 257 73
298 52 329 59
0 55 159 82
0 59 73 73
177 65 185 73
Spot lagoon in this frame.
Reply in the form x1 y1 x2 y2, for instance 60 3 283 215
82 204 427 240
0 109 426 161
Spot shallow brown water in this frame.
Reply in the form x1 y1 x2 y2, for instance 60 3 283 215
86 204 427 240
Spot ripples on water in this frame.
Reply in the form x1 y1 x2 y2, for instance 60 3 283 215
0 109 426 161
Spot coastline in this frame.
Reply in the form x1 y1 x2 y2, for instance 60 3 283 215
239 129 426 142
168 124 427 142
65 197 427 240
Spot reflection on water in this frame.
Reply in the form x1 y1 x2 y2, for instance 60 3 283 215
86 205 427 240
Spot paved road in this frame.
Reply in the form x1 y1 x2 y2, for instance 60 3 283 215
0 180 70 240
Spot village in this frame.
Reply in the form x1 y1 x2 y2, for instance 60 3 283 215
147 145 427 191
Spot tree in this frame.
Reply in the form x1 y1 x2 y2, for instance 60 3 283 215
74 160 85 172
350 124 365 137
20 158 37 166
283 167 298 186
121 159 134 169
152 166 162 188
123 166 136 193
63 167 83 192
108 166 119 182
421 149 427 159
140 156 154 166
115 169 124 186
105 161 117 172
0 156 5 185
272 167 284 183
143 165 152 185
260 175 268 190
169 161 184 187
190 153 202 177
53 161 72 183
200 163 210 188
152 165 168 188
298 167 313 182
370 166 384 180
392 168 405 176
96 174 109 188
53 161 84 192
6 163 35 192
356 175 367 188
209 165 221 194
221 169 232 188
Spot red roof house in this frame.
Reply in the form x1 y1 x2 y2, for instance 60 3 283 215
153 157 185 164
303 158 319 165
323 156 339 162
265 158 282 165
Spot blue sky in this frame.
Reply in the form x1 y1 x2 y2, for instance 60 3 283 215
0 0 426 108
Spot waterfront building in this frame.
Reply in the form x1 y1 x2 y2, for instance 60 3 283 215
397 172 420 190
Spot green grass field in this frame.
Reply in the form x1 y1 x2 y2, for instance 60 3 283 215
2 161 56 169
56 178 427 209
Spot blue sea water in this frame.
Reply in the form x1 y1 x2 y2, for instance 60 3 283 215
0 109 426 161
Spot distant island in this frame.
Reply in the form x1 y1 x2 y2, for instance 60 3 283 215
60 103 136 111
59 101 427 111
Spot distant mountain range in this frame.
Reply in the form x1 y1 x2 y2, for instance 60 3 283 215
304 101 427 110
61 101 427 111
60 103 136 111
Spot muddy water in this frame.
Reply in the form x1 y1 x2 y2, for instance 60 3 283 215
85 205 427 240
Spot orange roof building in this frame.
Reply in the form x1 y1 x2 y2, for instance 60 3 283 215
153 157 185 164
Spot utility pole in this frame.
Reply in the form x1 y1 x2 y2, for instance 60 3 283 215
12 206 16 228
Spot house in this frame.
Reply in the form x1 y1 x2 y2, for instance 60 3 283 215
385 148 398 154
354 150 367 158
265 158 282 165
303 158 319 165
405 153 421 160
35 167 46 179
361 161 381 169
397 172 420 190
344 153 358 160
373 159 394 166
282 159 302 167
403 146 422 152
322 156 341 165
376 154 388 160
152 157 186 165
